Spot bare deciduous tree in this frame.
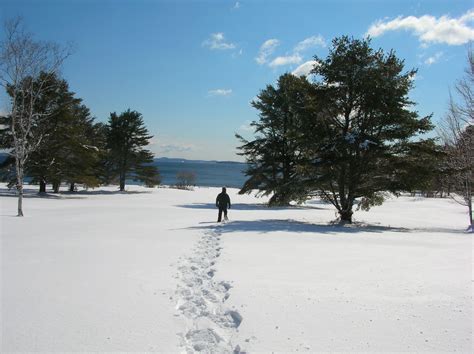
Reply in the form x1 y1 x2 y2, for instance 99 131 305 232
176 170 196 190
439 47 474 231
0 17 71 216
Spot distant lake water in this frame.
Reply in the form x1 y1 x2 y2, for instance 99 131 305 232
0 153 248 189
152 160 247 188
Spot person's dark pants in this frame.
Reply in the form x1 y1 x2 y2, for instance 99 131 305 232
218 207 228 222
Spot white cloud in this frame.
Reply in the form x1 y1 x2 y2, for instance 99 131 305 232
256 35 324 69
232 2 240 9
202 32 236 50
424 51 444 65
292 60 318 77
294 35 326 53
255 39 280 64
159 143 195 153
367 10 474 45
208 88 233 96
269 54 302 68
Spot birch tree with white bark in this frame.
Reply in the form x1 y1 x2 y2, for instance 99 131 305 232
0 18 70 216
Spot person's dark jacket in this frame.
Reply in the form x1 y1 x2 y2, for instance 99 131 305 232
216 192 231 209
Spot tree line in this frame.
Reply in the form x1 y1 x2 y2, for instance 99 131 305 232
237 36 473 227
0 73 160 193
0 18 159 216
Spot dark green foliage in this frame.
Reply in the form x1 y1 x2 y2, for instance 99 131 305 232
237 74 313 206
1 74 160 195
91 122 112 185
389 139 447 196
23 73 101 192
301 36 435 222
238 36 437 222
106 109 160 191
0 115 15 185
0 114 12 149
1 73 107 192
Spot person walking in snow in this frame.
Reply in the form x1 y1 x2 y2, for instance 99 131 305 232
216 187 231 222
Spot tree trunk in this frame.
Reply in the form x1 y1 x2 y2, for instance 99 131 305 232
69 182 75 192
17 183 24 217
339 193 354 224
339 209 353 223
39 179 46 193
467 177 473 232
15 156 24 217
52 181 60 193
119 170 126 191
468 199 473 232
119 158 127 191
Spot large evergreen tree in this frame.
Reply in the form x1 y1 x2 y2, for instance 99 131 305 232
25 73 101 192
51 103 102 192
300 36 435 222
106 109 160 191
236 74 313 206
238 36 436 223
1 74 105 193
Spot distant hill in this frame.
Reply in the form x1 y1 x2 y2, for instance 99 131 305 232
0 154 245 166
155 157 244 165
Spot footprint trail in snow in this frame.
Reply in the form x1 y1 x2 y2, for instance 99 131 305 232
175 225 243 353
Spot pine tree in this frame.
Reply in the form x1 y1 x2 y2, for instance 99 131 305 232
236 74 312 206
24 73 100 193
300 36 435 222
58 103 102 192
238 36 437 223
0 113 16 185
1 74 104 193
106 109 160 191
92 122 113 185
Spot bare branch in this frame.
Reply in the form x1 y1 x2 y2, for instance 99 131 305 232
437 46 474 230
0 17 71 216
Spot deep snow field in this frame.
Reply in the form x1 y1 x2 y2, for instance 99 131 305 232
1 183 472 353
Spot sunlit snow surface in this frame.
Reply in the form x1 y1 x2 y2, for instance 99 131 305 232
1 184 472 352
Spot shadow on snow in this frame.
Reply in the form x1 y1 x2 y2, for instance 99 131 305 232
176 202 325 211
0 188 150 200
186 219 465 235
187 219 409 234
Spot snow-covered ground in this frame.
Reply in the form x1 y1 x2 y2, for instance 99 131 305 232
1 184 472 353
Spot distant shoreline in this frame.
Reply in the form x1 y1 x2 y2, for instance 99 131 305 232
0 153 246 165
155 157 245 164
0 154 247 188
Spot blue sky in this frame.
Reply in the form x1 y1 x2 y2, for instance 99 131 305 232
1 0 473 161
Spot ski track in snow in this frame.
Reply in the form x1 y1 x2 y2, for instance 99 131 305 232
175 224 244 353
